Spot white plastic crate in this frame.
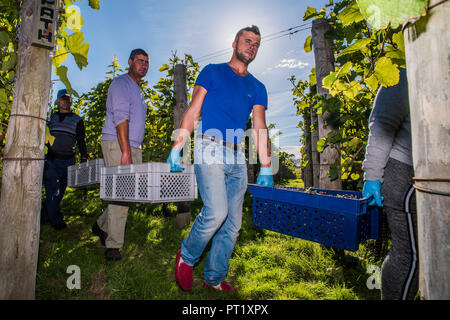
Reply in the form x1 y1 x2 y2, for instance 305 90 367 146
100 162 198 203
67 158 105 187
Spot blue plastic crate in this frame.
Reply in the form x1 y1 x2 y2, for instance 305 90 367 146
247 184 379 252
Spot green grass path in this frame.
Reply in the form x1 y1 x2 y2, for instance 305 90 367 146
36 186 382 300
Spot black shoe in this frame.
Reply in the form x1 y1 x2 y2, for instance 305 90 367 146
105 248 122 261
92 222 108 246
52 221 67 230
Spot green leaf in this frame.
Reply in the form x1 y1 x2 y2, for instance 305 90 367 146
322 71 338 89
317 137 327 152
303 6 317 21
67 32 89 69
374 57 399 87
342 81 362 99
0 88 8 105
351 173 361 181
66 6 84 32
329 163 339 181
337 38 371 57
2 53 16 72
159 64 170 72
349 137 361 150
365 74 379 91
53 48 68 66
392 31 405 52
88 0 101 10
338 2 364 26
338 61 353 76
67 32 85 51
72 42 89 70
308 68 317 86
55 66 79 97
386 31 406 68
0 31 9 47
357 0 428 30
304 35 312 53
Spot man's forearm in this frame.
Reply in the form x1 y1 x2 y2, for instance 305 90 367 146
172 111 197 150
254 127 271 167
116 120 132 164
172 85 206 150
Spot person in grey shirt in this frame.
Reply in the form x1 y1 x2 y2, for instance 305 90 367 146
92 48 149 261
362 68 418 299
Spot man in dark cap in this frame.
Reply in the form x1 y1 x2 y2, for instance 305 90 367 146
42 88 88 230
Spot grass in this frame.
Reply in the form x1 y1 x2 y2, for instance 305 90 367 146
35 180 383 300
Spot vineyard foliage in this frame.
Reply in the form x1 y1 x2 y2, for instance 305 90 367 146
292 0 406 190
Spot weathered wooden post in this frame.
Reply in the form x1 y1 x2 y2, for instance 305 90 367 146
302 108 313 188
173 63 191 229
0 0 59 299
311 18 342 190
310 99 320 188
403 0 450 299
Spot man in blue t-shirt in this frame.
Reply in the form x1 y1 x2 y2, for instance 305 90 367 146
167 25 273 292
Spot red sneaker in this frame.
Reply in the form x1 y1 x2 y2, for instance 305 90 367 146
175 249 193 291
203 281 237 292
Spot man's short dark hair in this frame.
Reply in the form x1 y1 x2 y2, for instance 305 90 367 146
235 25 261 42
129 48 148 61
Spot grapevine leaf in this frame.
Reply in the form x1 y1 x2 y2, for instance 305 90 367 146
2 53 16 72
337 38 371 57
304 35 312 53
365 74 379 91
356 0 428 30
0 88 7 105
317 137 327 152
53 48 68 66
0 31 9 47
88 0 101 10
374 57 400 87
159 64 170 72
329 163 339 181
303 6 317 21
309 68 317 86
65 6 84 32
338 2 365 26
55 66 79 97
351 173 360 181
67 32 89 69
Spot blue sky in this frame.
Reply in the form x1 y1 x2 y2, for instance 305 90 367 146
56 0 330 159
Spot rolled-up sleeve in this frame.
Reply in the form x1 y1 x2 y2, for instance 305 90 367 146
108 79 130 127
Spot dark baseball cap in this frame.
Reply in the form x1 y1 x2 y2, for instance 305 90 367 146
56 89 70 100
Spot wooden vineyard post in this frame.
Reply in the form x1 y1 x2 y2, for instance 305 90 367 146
403 0 450 299
0 0 59 299
311 18 342 190
173 63 191 229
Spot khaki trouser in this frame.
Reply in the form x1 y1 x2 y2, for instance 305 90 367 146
97 140 142 248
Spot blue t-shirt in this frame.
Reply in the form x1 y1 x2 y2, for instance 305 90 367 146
195 63 268 144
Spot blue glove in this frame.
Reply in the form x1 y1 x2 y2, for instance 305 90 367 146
256 166 274 187
362 180 384 207
167 148 183 172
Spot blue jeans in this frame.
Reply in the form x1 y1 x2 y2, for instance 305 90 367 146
181 139 247 286
42 157 75 226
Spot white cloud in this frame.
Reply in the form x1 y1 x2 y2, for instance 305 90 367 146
275 58 309 69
